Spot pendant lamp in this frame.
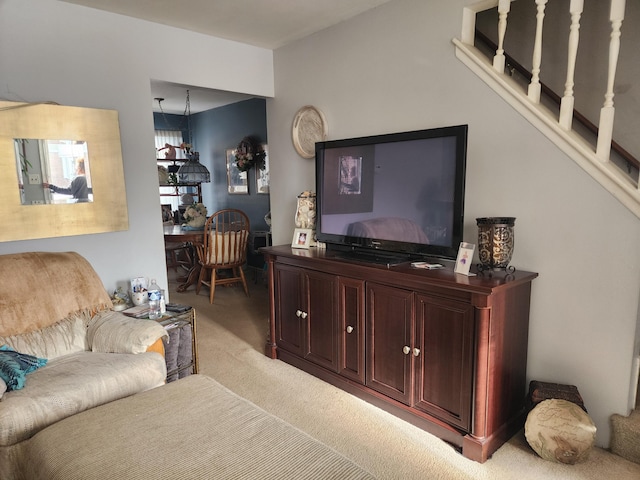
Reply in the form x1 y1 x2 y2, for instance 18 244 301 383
175 89 211 183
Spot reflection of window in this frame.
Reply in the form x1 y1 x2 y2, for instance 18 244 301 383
155 130 185 212
15 138 93 205
45 140 92 204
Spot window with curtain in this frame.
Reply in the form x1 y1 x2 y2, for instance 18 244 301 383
156 130 185 214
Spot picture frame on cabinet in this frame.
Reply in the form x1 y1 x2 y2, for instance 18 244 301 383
226 148 248 194
454 242 476 276
291 228 313 249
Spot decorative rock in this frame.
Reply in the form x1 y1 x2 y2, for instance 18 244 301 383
525 398 596 464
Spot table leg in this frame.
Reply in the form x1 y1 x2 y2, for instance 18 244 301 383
176 263 202 292
175 243 201 292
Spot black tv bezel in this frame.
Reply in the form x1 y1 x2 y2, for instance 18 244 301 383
315 124 468 262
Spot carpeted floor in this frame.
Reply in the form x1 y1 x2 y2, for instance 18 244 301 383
166 269 640 480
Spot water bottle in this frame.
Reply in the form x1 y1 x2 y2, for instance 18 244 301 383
148 279 162 320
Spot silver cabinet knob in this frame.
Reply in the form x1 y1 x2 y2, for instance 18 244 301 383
403 346 410 355
413 348 421 357
346 326 354 333
296 309 302 317
301 311 308 319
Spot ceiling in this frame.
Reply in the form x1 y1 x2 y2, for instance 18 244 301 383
60 0 394 114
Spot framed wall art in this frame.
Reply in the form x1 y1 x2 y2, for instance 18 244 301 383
226 148 248 194
256 144 269 194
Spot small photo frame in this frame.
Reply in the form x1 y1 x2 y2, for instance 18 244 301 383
454 242 476 276
291 228 313 249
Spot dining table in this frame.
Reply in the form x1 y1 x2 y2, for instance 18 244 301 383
163 225 204 292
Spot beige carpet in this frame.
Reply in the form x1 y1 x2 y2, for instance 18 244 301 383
167 270 640 480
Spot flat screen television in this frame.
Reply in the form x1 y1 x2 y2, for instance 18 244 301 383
315 124 468 264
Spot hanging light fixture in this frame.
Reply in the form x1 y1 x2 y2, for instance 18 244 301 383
177 90 211 183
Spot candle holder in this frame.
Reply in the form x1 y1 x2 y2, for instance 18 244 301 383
476 217 516 273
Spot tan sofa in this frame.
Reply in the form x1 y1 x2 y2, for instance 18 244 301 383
0 251 168 479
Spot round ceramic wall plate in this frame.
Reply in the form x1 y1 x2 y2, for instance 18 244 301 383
292 105 328 159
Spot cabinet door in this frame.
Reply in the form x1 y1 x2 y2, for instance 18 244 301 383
274 264 305 356
414 294 474 431
304 269 338 371
366 283 414 405
338 277 365 384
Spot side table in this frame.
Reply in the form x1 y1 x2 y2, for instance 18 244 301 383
156 307 199 382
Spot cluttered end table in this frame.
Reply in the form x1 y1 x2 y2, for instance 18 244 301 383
163 225 203 292
122 303 198 382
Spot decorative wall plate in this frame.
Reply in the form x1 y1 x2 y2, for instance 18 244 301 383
292 106 328 159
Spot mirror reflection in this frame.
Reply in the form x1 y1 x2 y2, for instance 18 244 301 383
15 138 93 204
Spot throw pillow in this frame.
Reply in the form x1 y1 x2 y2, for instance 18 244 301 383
88 310 168 354
0 344 48 391
525 398 596 464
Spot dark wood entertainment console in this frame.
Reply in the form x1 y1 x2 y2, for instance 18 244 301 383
262 245 538 462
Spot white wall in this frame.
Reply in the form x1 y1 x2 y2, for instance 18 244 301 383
267 0 640 446
0 0 273 295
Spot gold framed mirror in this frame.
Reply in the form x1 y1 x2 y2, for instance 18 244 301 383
0 101 129 242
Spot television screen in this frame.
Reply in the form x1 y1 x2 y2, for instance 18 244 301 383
315 125 468 262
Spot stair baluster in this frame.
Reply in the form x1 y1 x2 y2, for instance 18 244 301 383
527 0 548 103
559 0 584 130
492 0 511 73
596 0 626 161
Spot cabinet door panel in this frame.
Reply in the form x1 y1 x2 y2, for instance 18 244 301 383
338 277 365 384
274 265 304 356
304 270 338 371
366 283 413 405
414 295 474 431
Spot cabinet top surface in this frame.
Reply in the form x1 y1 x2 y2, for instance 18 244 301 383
262 245 538 294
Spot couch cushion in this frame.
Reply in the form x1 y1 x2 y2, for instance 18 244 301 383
0 351 166 446
0 314 88 361
16 375 375 480
0 345 47 391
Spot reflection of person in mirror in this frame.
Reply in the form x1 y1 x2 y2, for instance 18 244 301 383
44 158 91 202
157 143 177 159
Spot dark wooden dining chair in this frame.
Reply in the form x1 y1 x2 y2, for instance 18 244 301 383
195 209 250 303
165 241 192 273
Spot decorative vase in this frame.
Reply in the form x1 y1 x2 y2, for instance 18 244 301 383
295 191 317 230
476 217 516 272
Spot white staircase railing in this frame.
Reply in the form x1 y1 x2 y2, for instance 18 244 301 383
453 0 640 219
